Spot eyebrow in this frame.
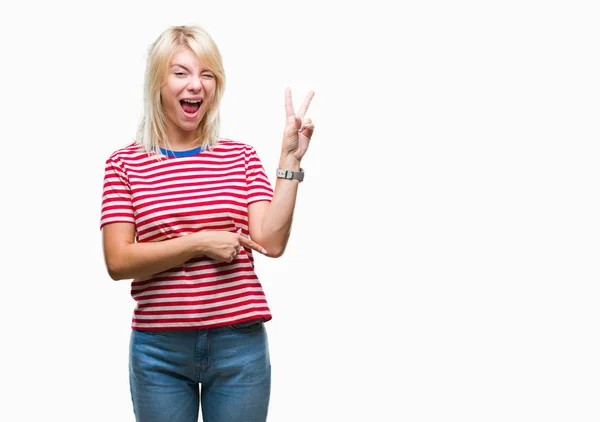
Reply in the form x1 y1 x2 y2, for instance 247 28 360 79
171 63 190 71
171 63 213 73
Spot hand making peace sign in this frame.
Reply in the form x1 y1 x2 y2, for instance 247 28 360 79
282 88 315 162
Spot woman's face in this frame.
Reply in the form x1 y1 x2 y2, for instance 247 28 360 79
161 47 216 138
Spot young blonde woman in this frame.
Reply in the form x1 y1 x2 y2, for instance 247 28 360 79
100 24 315 422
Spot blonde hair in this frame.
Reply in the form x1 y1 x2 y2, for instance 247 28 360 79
136 25 226 156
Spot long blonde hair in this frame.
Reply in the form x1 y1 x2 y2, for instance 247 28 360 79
136 25 226 156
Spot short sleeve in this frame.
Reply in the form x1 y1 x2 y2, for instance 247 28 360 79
245 147 274 204
100 158 135 229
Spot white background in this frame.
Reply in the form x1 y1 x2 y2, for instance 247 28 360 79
0 0 599 421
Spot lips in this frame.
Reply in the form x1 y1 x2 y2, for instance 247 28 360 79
180 99 202 115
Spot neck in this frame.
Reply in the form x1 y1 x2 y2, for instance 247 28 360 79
163 127 201 151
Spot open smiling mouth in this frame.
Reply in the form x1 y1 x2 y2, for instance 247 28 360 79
180 99 202 115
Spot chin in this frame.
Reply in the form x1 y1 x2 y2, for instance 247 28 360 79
178 122 200 132
177 115 203 132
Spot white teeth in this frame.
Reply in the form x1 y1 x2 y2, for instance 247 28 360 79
182 99 201 103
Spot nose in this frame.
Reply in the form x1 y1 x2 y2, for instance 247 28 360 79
187 75 202 93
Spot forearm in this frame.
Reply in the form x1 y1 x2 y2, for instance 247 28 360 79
106 234 202 281
259 155 301 257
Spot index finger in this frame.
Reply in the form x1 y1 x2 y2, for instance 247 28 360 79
239 236 268 255
285 87 295 118
297 90 315 119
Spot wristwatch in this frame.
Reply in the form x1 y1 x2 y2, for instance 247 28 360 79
276 168 304 182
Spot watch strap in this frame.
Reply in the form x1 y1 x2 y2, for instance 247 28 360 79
276 168 304 182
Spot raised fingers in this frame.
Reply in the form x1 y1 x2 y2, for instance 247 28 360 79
297 91 315 119
285 87 295 118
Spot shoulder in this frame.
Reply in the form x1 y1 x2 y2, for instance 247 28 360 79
214 138 252 150
213 138 259 157
105 142 149 165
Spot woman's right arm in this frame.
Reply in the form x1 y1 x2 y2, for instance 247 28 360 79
102 223 267 281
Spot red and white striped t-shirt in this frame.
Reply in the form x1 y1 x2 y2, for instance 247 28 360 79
100 139 274 331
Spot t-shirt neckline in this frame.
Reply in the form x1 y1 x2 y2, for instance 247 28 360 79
159 146 205 158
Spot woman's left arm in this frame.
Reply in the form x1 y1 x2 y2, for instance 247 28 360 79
248 88 315 257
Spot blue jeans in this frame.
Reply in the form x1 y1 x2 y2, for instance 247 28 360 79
129 320 271 422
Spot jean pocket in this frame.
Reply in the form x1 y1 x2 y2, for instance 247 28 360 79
229 318 264 333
